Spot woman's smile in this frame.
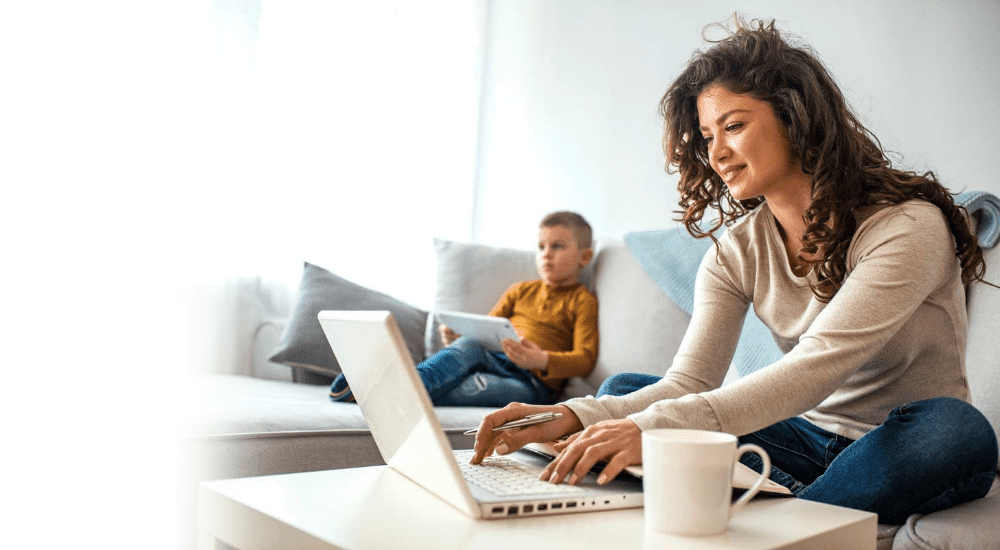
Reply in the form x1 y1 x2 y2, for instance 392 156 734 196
697 85 808 202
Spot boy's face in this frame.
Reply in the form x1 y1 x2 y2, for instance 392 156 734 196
536 225 593 288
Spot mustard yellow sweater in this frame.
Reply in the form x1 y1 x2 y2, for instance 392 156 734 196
490 280 599 391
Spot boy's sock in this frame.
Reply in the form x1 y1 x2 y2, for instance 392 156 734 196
329 373 355 403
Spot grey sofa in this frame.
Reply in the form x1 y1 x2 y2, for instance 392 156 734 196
180 235 1000 550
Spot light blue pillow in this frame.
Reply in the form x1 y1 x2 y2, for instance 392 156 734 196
624 228 783 376
956 190 1000 248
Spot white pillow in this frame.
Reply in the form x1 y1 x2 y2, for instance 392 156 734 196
424 238 539 358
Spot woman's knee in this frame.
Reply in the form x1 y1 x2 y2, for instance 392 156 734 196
596 372 661 398
893 398 991 434
889 397 998 470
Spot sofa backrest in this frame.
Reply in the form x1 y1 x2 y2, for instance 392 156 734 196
580 238 690 395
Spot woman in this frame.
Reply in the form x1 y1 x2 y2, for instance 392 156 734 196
469 18 998 524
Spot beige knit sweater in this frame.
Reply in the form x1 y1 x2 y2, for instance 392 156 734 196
565 200 969 440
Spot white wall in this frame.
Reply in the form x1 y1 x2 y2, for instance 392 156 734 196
3 2 484 547
189 0 485 310
474 0 1000 248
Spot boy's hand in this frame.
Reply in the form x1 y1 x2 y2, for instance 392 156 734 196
439 325 459 346
501 337 549 370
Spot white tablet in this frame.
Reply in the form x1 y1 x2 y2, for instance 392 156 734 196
435 310 520 352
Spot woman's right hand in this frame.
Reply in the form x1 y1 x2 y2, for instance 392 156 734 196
470 403 583 464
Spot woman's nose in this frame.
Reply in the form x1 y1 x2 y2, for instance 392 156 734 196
709 137 729 164
708 140 725 163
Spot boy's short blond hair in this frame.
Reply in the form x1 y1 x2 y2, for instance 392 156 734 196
540 211 593 249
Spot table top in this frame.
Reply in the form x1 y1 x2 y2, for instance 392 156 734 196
198 465 876 550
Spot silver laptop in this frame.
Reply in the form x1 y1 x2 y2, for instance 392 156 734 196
318 310 643 519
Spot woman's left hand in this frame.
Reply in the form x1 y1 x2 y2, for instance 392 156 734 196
540 418 643 486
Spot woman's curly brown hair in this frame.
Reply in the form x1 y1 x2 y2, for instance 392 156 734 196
659 17 987 302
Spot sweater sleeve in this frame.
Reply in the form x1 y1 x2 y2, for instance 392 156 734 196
568 202 959 436
540 288 599 381
488 283 521 318
564 240 745 429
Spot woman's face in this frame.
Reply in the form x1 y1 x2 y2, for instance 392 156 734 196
696 85 807 202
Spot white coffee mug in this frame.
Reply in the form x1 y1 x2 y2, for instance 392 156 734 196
641 429 771 536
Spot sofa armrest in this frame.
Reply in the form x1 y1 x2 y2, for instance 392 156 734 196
251 317 292 382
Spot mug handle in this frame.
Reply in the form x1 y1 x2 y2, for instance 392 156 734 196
729 443 771 519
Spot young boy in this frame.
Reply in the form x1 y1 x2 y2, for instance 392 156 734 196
329 211 599 407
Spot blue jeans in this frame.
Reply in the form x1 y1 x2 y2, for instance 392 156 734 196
417 338 557 407
598 372 998 524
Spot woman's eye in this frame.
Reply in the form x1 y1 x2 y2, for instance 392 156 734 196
703 135 713 145
725 122 743 132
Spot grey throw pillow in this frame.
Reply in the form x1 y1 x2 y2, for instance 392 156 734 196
269 262 429 377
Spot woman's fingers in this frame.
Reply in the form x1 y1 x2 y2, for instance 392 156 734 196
540 428 593 483
551 432 580 451
494 405 580 455
471 404 580 463
471 403 532 463
539 419 642 485
568 440 621 484
596 452 634 485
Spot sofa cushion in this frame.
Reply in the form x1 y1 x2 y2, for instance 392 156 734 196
889 475 1000 550
180 374 494 437
269 262 429 378
179 374 495 479
178 374 495 478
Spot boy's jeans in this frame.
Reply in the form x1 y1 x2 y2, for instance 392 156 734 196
417 338 556 407
598 372 998 524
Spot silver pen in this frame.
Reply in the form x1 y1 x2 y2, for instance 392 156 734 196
464 412 563 435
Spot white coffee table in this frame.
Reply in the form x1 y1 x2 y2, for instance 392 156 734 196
197 465 876 550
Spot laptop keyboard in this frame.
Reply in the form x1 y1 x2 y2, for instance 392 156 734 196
453 451 584 496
